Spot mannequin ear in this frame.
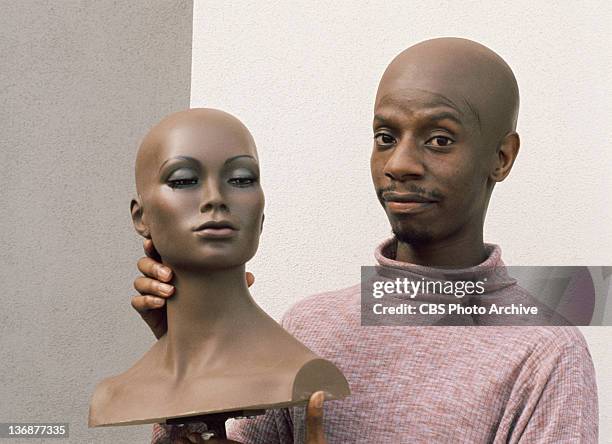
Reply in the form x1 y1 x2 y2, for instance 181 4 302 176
260 213 265 233
130 195 151 239
490 132 520 182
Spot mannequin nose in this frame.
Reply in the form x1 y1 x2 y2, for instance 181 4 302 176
199 181 228 213
384 140 425 181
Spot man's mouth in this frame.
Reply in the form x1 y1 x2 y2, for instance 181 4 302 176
382 191 439 214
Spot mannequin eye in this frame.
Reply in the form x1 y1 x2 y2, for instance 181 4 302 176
167 178 198 188
166 168 199 188
228 167 258 187
228 177 257 187
374 132 396 147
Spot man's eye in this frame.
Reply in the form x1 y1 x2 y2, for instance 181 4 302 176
229 177 256 187
374 133 396 146
426 136 454 147
167 178 198 188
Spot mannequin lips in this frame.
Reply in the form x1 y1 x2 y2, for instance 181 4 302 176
193 220 238 239
382 191 439 214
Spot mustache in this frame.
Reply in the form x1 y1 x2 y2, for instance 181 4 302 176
376 184 444 202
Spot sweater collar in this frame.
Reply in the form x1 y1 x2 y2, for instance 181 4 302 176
374 237 513 290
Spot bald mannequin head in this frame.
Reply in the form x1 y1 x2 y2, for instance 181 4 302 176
371 38 520 256
131 108 264 271
134 108 258 198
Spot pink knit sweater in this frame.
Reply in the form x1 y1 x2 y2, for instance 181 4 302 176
152 239 598 443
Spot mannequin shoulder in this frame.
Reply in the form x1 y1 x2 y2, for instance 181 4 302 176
88 375 120 427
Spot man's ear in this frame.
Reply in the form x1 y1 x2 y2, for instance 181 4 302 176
130 195 151 239
490 132 520 182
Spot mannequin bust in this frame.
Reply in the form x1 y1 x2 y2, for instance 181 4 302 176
88 108 349 428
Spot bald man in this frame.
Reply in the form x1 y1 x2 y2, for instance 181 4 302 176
144 38 598 443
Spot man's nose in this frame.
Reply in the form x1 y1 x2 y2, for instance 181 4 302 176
199 178 228 213
384 138 425 181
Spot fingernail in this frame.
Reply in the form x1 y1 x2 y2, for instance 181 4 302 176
159 267 171 280
315 392 324 408
153 297 165 306
159 283 173 295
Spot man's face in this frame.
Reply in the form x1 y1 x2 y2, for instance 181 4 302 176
371 87 494 245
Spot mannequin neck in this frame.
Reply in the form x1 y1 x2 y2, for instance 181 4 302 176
162 263 262 379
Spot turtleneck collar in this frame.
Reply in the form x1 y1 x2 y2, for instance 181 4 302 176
374 237 514 293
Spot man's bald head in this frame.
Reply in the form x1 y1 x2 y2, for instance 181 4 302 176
376 37 519 145
371 38 521 257
134 108 257 198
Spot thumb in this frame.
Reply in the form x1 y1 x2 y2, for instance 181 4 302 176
305 391 326 444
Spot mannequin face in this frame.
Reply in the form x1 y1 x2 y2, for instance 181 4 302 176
133 109 264 271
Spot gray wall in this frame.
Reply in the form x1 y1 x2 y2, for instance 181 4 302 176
0 1 192 442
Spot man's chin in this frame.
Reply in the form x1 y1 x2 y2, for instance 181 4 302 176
392 227 435 246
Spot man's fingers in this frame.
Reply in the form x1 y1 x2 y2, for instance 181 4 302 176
206 439 242 444
130 295 167 338
174 435 204 444
131 294 166 313
183 435 241 444
137 256 173 282
186 432 206 443
134 276 174 298
246 272 255 288
305 391 326 444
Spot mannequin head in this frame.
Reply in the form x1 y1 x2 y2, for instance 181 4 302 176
131 108 265 271
371 37 520 245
